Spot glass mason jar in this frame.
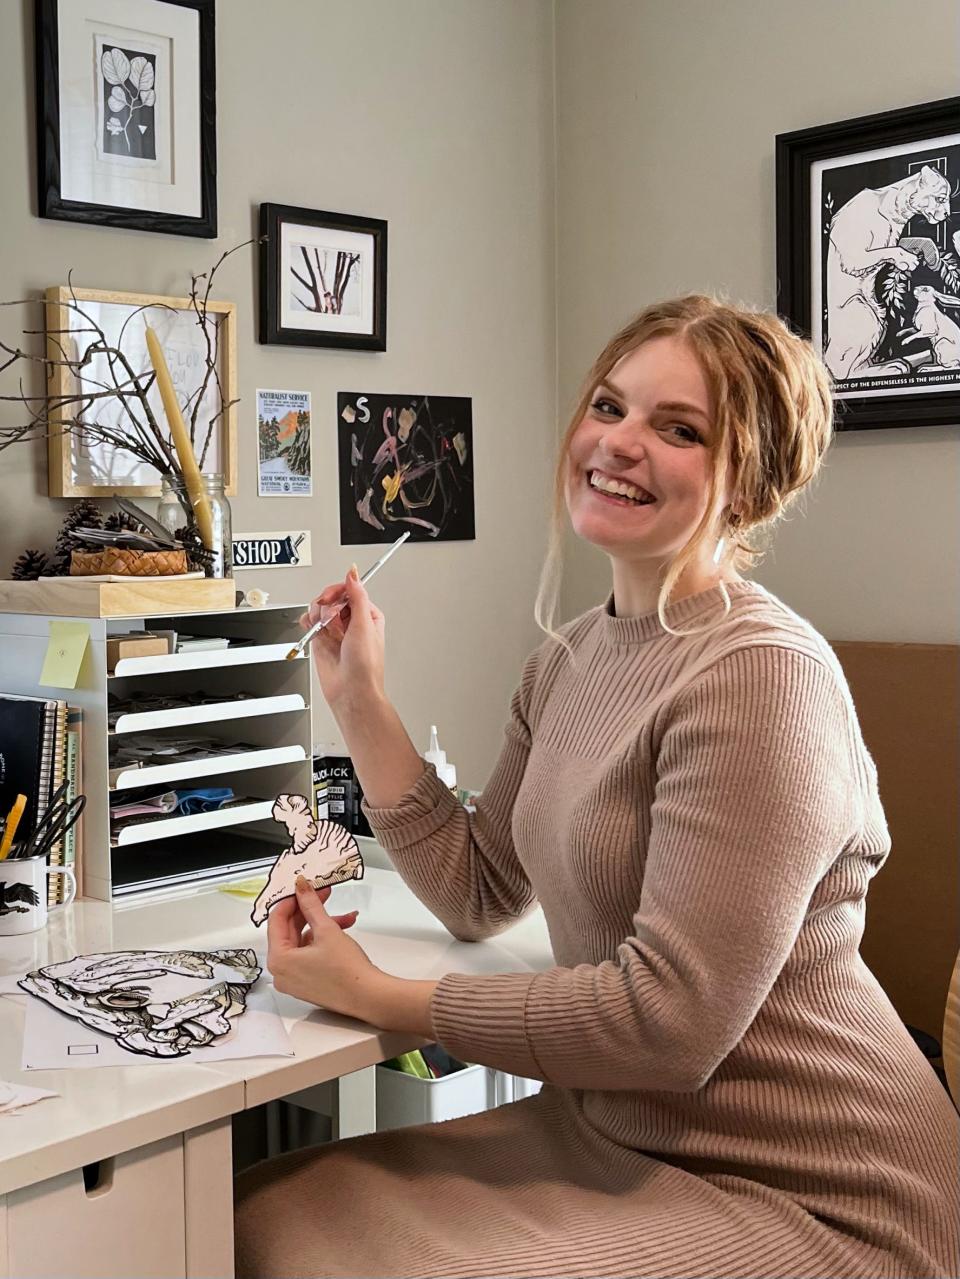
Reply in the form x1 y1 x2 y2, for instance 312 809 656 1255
157 473 233 578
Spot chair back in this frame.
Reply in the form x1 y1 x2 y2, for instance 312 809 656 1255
943 951 960 1105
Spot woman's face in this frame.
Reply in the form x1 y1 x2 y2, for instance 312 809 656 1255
565 335 730 570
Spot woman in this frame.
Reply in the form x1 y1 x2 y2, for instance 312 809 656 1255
236 296 959 1279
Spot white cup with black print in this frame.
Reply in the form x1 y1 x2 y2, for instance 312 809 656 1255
0 856 76 936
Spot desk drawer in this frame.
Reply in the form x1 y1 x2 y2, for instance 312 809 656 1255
2 1133 186 1279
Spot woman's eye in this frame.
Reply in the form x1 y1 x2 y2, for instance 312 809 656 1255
669 424 701 443
590 398 621 418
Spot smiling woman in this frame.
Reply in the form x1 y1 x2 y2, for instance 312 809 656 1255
235 295 958 1279
537 294 832 638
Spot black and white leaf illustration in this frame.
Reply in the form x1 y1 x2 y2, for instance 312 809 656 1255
101 47 130 86
99 46 157 161
129 56 154 93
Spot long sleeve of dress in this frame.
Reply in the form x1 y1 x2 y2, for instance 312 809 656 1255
361 653 541 941
428 645 864 1091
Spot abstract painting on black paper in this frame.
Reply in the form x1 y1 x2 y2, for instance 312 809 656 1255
337 392 475 544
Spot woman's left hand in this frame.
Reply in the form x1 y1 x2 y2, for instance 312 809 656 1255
266 878 380 1020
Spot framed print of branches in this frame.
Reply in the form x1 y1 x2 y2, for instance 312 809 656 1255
45 285 238 498
259 203 388 350
35 0 217 237
776 96 960 431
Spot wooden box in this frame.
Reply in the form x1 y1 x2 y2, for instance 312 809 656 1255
0 576 236 619
105 634 170 670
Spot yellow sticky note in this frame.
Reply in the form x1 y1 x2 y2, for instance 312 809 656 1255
39 621 91 689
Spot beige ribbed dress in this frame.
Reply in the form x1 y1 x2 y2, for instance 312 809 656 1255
235 580 960 1279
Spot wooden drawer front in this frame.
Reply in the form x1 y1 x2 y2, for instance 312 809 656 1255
4 1134 186 1278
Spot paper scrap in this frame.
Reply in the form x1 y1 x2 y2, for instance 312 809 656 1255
0 1079 58 1114
219 876 268 899
39 621 90 689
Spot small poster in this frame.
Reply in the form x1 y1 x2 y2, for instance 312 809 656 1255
257 388 312 496
337 392 474 544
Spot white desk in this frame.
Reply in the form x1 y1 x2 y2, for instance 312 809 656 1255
0 868 552 1279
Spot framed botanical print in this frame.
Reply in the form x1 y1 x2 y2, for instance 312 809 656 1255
46 285 237 498
259 203 388 350
776 96 960 430
35 0 217 237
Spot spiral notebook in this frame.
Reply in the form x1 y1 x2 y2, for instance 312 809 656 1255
0 693 58 841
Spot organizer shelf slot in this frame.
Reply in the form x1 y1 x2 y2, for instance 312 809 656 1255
112 692 306 734
111 744 307 789
113 799 278 847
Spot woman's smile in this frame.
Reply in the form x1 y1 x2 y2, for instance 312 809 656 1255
586 468 658 508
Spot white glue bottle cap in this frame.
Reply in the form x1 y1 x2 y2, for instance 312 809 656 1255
425 725 457 791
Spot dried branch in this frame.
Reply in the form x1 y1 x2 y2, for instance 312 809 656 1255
0 241 253 467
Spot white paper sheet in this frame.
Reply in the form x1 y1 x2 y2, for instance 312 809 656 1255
20 982 293 1070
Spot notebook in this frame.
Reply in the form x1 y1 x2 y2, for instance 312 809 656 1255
0 693 57 841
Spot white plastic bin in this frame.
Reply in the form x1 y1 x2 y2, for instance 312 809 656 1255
375 1063 541 1131
376 1062 494 1129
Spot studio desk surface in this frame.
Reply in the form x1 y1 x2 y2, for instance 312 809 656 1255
0 866 553 1197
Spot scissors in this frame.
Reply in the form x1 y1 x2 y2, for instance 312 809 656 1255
15 780 86 861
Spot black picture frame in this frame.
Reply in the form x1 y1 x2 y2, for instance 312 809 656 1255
259 203 388 351
776 96 960 431
35 0 217 238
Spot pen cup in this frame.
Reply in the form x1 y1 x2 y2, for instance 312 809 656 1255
0 855 77 937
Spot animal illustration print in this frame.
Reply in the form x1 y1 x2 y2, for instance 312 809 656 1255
824 166 951 380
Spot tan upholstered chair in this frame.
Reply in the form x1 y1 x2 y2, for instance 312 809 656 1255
943 951 960 1106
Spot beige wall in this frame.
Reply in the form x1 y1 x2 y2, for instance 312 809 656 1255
0 0 557 785
555 0 960 643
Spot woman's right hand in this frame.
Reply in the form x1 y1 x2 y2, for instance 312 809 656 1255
301 567 386 715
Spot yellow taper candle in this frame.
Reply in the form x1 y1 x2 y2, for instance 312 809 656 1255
144 324 215 550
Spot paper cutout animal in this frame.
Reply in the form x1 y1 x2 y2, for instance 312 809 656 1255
19 949 260 1057
251 794 364 926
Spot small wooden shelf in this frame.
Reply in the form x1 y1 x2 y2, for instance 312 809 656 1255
111 642 301 677
110 744 307 789
112 799 276 847
112 693 306 734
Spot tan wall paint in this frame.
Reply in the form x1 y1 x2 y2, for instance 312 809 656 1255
555 0 960 642
0 0 557 785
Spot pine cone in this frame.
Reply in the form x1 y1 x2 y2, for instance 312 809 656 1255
11 548 49 581
104 510 141 534
60 498 104 534
48 534 73 576
174 524 215 573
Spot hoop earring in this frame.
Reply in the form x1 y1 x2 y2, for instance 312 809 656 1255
712 536 726 566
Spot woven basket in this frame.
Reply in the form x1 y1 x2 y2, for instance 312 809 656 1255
70 548 188 577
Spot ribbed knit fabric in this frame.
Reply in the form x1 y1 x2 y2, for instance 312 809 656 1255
235 580 959 1279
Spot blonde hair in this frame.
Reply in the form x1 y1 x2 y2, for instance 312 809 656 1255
535 294 833 645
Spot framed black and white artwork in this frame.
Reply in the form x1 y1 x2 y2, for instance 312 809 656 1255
35 0 217 237
776 96 960 430
259 204 387 350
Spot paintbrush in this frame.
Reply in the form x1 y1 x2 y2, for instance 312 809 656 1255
286 532 410 660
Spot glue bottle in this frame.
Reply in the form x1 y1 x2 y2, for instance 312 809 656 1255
425 725 457 793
